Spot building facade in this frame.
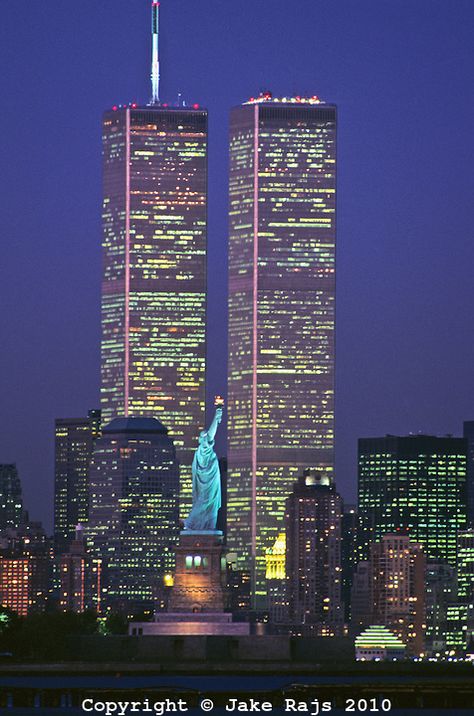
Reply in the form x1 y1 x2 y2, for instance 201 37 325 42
227 93 336 603
425 562 458 656
265 532 288 624
463 421 474 526
369 534 426 656
85 417 179 614
54 410 101 554
0 464 23 532
286 471 343 635
101 105 207 514
457 529 474 602
0 521 52 616
358 435 467 565
350 560 372 635
59 526 102 614
342 504 358 623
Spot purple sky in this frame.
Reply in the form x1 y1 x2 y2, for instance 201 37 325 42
1 1 474 531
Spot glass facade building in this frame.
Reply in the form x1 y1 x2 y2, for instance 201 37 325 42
85 417 179 614
358 435 468 565
54 410 101 554
227 95 336 604
0 464 23 532
457 529 474 602
286 471 343 635
463 421 474 526
101 105 207 514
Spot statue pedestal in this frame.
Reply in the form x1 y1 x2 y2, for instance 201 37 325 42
169 530 226 613
128 530 250 636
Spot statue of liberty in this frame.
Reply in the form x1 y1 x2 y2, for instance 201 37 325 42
184 398 224 532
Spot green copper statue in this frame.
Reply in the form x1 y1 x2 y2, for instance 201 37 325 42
184 398 224 532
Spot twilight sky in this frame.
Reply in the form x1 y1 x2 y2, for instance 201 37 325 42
1 1 474 531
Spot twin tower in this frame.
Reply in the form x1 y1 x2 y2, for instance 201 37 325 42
100 94 336 605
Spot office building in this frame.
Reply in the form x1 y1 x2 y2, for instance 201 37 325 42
342 504 358 622
227 92 336 603
59 526 102 614
265 532 288 624
358 435 467 565
425 562 458 656
369 534 426 656
463 421 474 525
100 5 208 514
350 561 372 634
0 521 52 616
86 417 179 614
226 553 252 615
457 529 474 602
0 464 23 532
54 410 101 554
286 471 343 635
0 557 50 616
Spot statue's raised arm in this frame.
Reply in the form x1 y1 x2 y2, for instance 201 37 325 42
183 399 224 532
206 407 223 442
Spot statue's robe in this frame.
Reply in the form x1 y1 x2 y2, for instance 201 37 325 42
184 433 221 531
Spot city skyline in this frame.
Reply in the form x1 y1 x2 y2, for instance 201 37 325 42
1 1 474 530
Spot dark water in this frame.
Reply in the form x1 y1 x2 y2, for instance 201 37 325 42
2 674 474 714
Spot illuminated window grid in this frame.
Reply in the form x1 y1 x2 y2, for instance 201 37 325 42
358 436 467 567
101 107 208 517
228 102 337 606
0 465 23 532
54 411 101 554
85 421 180 611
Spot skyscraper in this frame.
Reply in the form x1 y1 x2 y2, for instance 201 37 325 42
100 4 207 512
341 504 358 623
0 464 23 531
86 417 179 614
227 92 336 603
358 435 468 565
457 529 474 602
54 409 101 554
463 421 474 525
286 471 343 635
369 534 426 656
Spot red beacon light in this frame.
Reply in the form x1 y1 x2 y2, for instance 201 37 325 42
112 105 118 111
131 103 137 108
193 103 200 109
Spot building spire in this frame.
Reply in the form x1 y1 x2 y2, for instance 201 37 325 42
151 1 160 104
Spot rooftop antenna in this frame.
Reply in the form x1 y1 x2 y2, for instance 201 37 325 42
151 1 160 104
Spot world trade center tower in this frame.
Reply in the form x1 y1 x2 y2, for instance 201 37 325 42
100 3 207 512
227 93 336 605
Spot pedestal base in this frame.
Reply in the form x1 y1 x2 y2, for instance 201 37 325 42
128 530 250 635
168 530 226 613
129 612 250 636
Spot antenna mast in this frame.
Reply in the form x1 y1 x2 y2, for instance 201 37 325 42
151 1 160 104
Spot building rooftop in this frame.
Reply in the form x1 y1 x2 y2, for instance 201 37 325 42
102 417 168 435
108 102 205 112
244 91 325 105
